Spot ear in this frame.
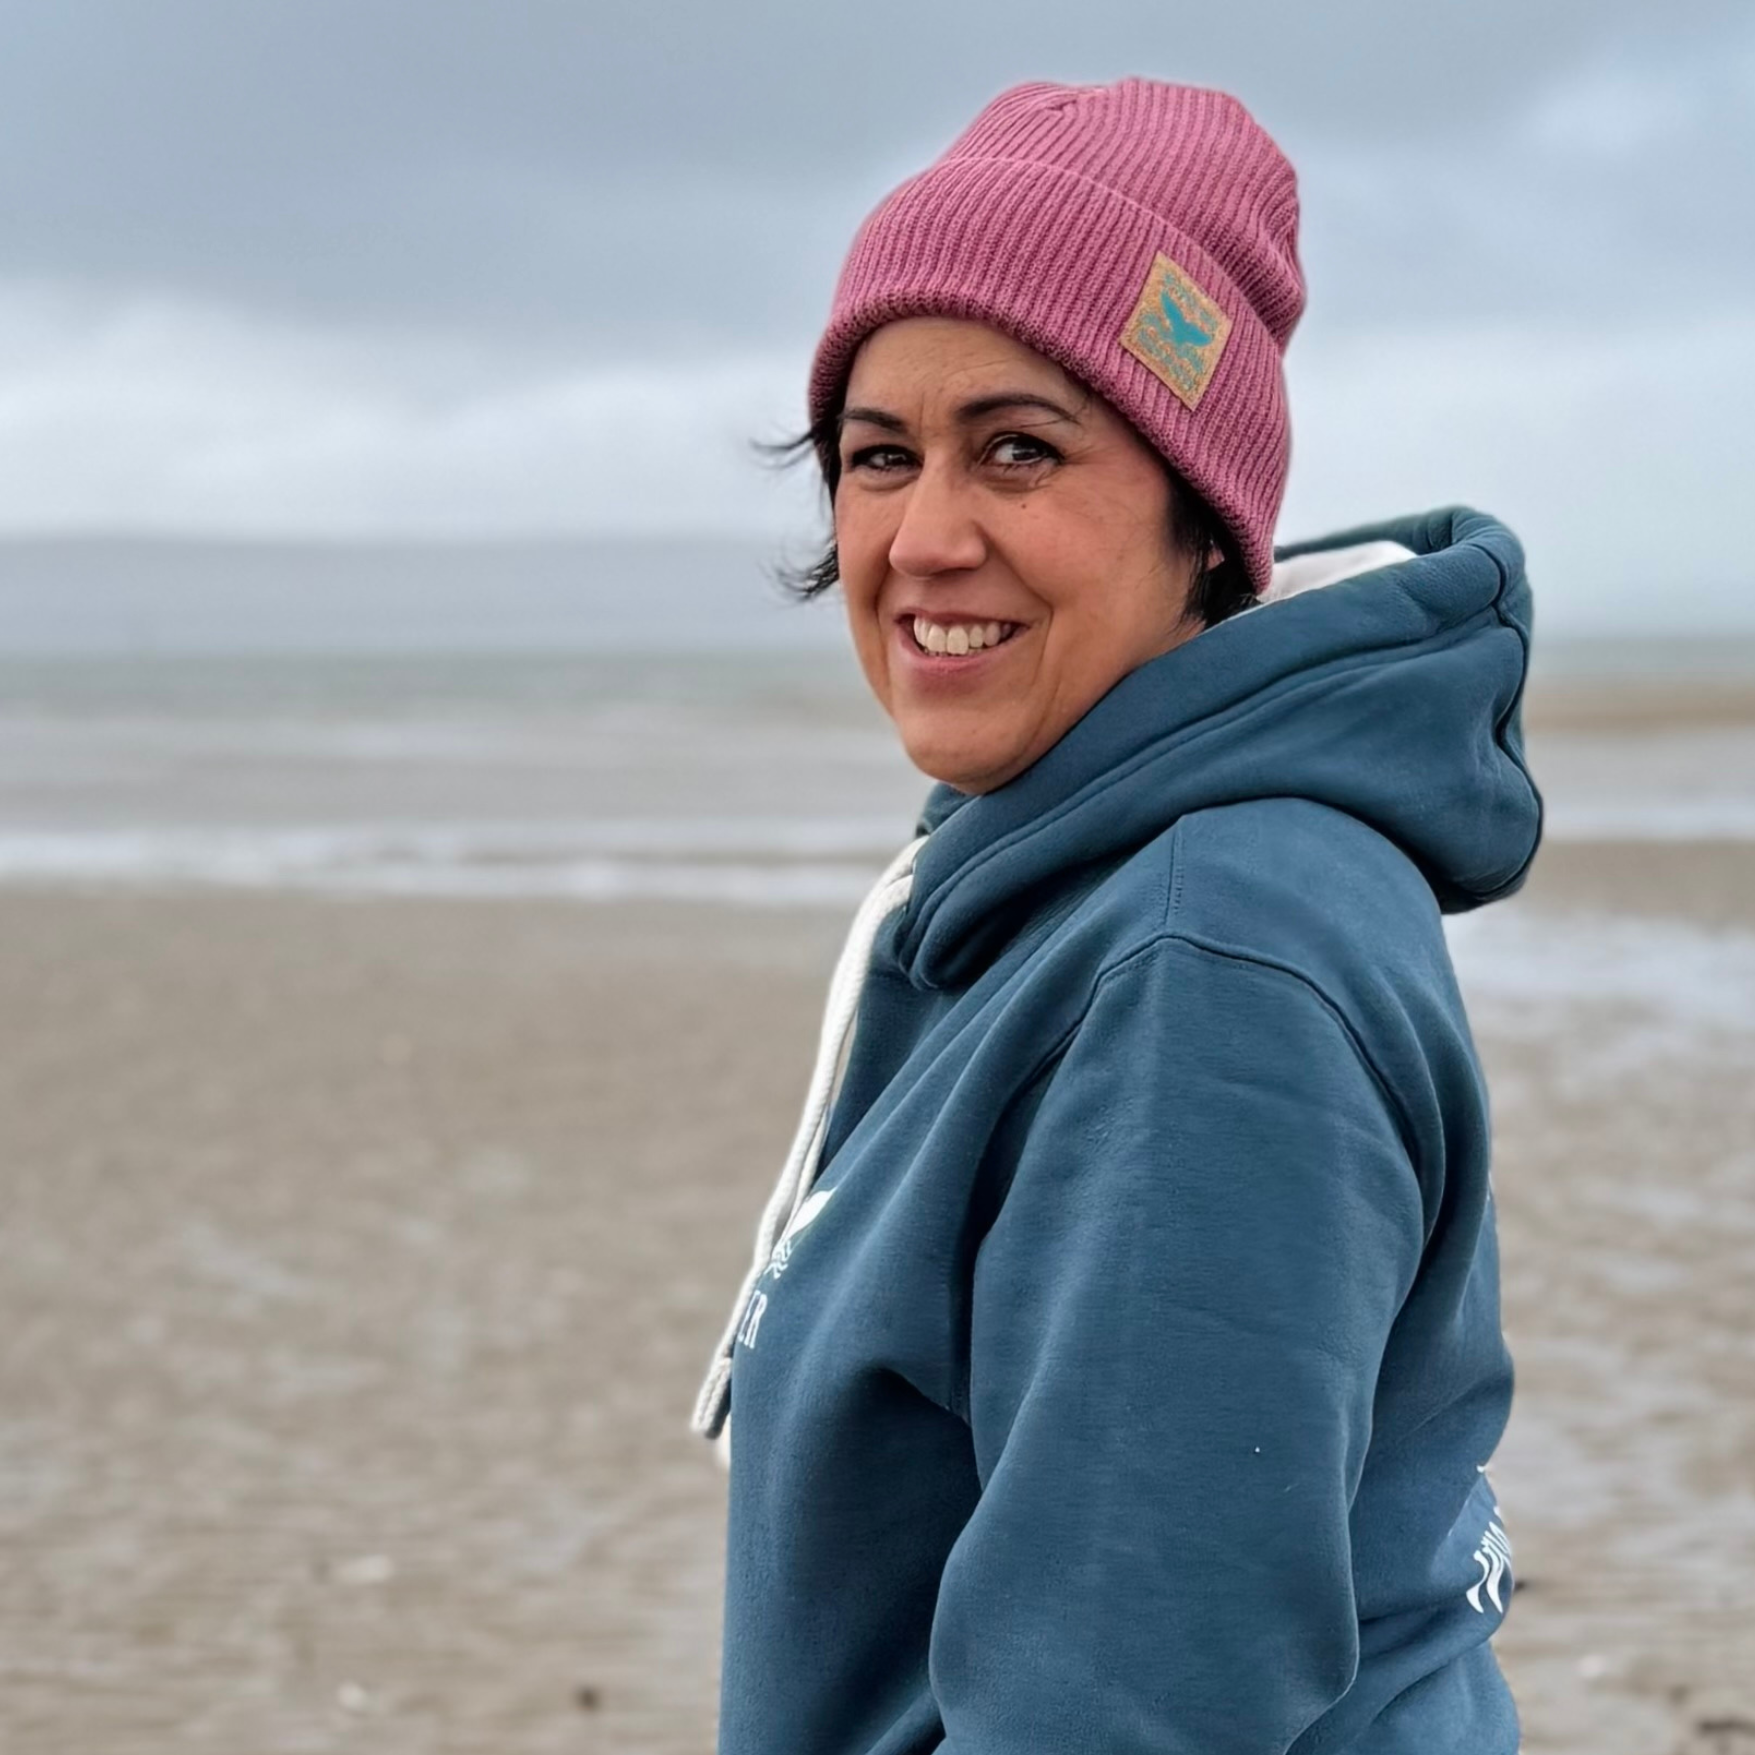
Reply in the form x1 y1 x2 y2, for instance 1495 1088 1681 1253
1205 543 1224 573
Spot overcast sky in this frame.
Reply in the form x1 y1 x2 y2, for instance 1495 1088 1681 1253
1 0 1750 632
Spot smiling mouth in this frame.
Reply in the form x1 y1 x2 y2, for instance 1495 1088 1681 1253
903 615 1023 656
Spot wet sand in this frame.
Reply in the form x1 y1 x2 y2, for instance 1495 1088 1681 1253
1 843 1752 1752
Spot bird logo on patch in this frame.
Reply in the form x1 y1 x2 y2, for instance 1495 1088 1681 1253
1120 251 1233 411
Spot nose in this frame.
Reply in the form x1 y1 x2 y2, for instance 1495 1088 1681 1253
886 460 987 581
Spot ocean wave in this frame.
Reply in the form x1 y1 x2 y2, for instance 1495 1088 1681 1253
1543 801 1755 841
0 824 904 906
6 803 1755 910
1446 907 1755 1080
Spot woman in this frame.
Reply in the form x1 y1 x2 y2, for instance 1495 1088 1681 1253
692 77 1539 1753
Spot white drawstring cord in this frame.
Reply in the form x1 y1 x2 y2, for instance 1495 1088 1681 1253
691 832 928 1459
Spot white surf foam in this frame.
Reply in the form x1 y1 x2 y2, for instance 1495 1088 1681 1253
1445 905 1755 1078
0 823 899 907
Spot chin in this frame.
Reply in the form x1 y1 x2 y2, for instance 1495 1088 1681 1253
900 730 972 788
900 732 1012 794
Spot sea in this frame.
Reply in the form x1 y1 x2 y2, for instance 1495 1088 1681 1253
3 533 1755 910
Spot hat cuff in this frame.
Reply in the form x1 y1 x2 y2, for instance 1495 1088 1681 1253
808 153 1290 595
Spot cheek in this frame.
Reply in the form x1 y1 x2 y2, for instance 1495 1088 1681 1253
833 494 886 581
1024 490 1170 608
1006 483 1129 576
831 502 895 685
997 515 1105 632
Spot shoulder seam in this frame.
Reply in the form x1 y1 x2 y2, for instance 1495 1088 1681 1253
1164 815 1186 927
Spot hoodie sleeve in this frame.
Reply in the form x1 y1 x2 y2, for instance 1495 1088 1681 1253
929 934 1426 1754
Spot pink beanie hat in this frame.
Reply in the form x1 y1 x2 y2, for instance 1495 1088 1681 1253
807 78 1305 596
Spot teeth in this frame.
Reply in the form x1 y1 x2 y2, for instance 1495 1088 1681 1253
911 616 1016 655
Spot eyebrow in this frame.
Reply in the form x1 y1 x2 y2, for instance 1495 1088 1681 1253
839 391 1082 434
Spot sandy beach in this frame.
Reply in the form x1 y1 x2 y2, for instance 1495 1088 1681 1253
2 687 1753 1751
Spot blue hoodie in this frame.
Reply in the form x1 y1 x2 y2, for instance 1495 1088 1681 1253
707 506 1540 1754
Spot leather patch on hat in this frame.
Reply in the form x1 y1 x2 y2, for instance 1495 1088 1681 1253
1119 251 1233 411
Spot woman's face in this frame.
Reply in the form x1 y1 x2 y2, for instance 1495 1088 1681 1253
834 316 1202 794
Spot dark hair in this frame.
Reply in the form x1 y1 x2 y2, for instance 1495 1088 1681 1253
753 395 1257 630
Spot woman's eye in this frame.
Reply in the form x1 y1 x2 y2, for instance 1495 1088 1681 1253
988 434 1059 468
846 445 912 473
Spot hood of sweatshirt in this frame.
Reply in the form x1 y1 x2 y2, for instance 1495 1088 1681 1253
896 504 1542 991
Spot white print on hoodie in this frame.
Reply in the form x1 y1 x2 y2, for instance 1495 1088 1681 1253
736 1185 837 1350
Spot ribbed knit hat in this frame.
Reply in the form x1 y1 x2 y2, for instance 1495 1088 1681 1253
807 78 1305 596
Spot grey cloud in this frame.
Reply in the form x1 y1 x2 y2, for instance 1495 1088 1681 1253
1295 26 1755 337
3 0 1749 346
